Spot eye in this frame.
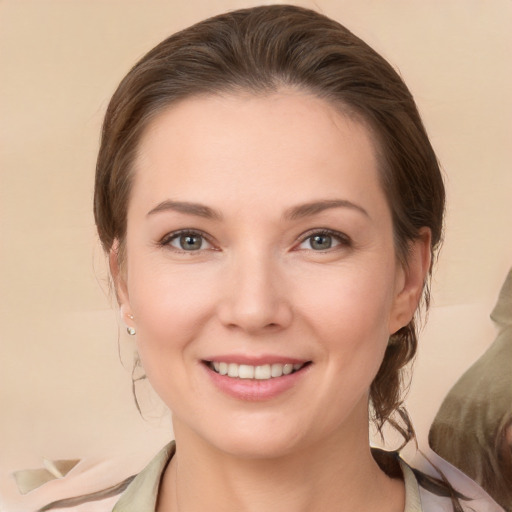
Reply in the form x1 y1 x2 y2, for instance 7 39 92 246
297 230 350 251
161 230 213 252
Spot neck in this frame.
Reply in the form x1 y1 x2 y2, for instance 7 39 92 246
157 416 404 512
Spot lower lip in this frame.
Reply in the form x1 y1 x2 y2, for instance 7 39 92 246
203 363 310 401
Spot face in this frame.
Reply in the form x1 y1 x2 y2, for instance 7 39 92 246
115 90 426 458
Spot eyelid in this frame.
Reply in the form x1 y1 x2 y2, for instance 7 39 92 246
159 229 217 252
157 228 351 253
295 228 352 251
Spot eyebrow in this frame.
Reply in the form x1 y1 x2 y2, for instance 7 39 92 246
283 199 369 220
147 200 223 220
146 198 368 221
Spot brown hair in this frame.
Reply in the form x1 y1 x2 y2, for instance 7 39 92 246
95 4 444 441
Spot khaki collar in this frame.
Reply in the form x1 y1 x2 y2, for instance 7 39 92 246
113 443 175 512
113 442 422 512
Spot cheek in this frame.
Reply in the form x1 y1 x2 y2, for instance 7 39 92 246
282 264 396 432
296 261 396 344
126 260 218 373
295 260 396 397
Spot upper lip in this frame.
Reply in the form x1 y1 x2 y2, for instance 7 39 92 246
202 354 310 365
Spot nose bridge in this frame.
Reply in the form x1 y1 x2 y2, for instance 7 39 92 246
218 243 292 333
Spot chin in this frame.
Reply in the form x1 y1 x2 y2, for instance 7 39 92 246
213 432 305 460
182 416 310 460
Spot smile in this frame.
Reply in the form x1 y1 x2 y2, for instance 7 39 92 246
206 361 309 380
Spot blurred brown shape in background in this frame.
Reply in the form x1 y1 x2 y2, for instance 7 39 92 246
429 268 512 511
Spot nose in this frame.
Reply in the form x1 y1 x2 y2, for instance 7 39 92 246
216 249 293 334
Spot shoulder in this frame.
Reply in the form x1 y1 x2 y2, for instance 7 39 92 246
400 448 506 512
112 443 505 512
4 455 141 512
16 444 173 512
112 442 175 512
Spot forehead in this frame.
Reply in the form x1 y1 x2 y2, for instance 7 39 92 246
131 90 386 218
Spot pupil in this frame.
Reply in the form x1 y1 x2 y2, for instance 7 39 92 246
181 234 201 250
312 235 331 250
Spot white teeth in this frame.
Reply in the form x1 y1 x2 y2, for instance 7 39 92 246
210 361 305 380
271 363 283 377
255 364 271 380
238 364 255 379
228 363 238 378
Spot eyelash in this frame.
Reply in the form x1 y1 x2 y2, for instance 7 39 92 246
297 229 352 252
158 228 351 253
158 229 215 253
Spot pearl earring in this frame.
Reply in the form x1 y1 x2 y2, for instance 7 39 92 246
121 308 136 335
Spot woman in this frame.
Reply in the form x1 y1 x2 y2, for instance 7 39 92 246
47 4 499 512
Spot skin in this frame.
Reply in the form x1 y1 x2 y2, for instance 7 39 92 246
112 89 431 511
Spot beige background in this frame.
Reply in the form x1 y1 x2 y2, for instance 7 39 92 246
1 0 511 508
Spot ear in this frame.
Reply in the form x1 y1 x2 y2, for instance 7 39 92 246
109 240 135 329
388 228 432 335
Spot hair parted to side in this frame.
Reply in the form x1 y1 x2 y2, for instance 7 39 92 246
94 4 445 441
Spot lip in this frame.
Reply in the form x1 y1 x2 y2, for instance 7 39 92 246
201 358 311 401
